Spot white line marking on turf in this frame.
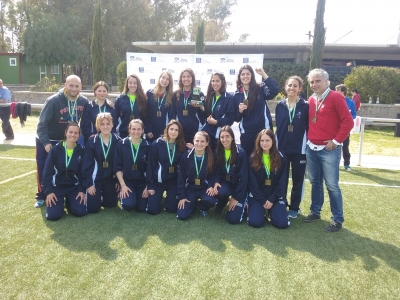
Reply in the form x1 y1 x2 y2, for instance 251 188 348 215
0 156 36 161
0 170 36 185
338 181 400 188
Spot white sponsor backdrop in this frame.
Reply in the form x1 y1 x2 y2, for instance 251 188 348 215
126 53 264 93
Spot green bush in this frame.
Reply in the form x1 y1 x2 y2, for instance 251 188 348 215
344 66 400 104
263 61 309 93
116 61 127 93
30 77 62 92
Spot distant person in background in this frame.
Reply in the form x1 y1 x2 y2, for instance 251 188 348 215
81 81 115 142
234 65 279 156
146 71 176 143
275 76 308 219
303 69 353 233
35 75 88 208
0 79 14 140
114 74 148 139
351 89 361 111
335 84 356 171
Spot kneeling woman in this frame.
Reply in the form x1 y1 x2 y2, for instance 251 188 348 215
213 126 248 224
247 129 290 229
82 113 121 213
177 131 217 220
43 122 87 220
146 120 186 215
114 119 150 212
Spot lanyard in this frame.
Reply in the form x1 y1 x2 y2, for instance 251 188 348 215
98 101 107 113
263 155 270 178
183 90 191 110
158 92 166 111
67 100 78 121
287 100 297 125
211 95 220 113
100 134 112 161
243 88 248 100
194 153 205 179
225 154 231 174
64 142 75 169
314 89 330 116
129 94 136 114
166 142 176 166
129 138 141 164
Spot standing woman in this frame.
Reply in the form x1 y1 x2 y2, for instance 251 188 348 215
177 131 217 220
247 129 289 229
82 113 121 213
173 68 206 144
42 122 87 220
81 81 116 142
234 65 279 155
202 72 235 151
114 119 150 212
114 74 148 139
146 71 176 143
146 120 186 215
213 126 248 224
275 76 308 219
351 88 361 111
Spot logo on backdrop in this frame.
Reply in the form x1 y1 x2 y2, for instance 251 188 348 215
130 56 142 61
175 57 188 63
174 80 179 85
196 80 200 86
220 58 234 63
243 58 249 63
196 58 201 63
227 82 233 86
139 67 144 73
150 79 155 84
207 69 213 75
151 57 156 62
162 68 175 73
230 69 235 75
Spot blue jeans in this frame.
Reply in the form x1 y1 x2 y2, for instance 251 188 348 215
306 145 344 223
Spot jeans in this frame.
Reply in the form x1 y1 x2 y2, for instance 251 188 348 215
306 145 344 223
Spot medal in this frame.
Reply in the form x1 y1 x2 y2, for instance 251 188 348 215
312 116 317 123
194 153 205 187
166 142 176 175
132 164 137 170
169 166 174 173
157 93 165 117
195 178 201 185
243 99 248 106
265 179 271 186
288 125 294 132
103 161 109 168
183 110 188 116
226 174 230 181
100 133 112 170
157 111 162 117
130 138 141 171
130 114 135 120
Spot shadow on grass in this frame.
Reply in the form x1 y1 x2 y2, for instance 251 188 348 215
43 207 400 272
341 168 400 186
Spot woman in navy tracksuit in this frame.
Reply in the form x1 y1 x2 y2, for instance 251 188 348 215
234 65 279 156
114 119 150 212
173 68 206 144
275 76 309 219
82 113 121 213
42 122 87 220
80 81 116 142
202 72 235 151
212 126 248 224
247 129 289 229
114 74 148 139
177 131 217 220
146 120 186 215
146 71 176 143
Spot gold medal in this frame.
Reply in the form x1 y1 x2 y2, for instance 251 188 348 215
312 116 317 123
265 179 271 186
195 178 200 185
103 161 109 168
226 174 230 181
132 164 137 170
183 110 188 116
243 99 248 106
130 114 135 120
157 111 162 117
169 166 174 173
288 125 293 132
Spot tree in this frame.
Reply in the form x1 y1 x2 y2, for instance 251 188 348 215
116 60 127 93
91 0 105 83
344 66 400 104
195 20 204 54
308 0 326 96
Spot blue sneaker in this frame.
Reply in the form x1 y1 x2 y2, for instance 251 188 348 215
34 200 44 208
288 210 300 219
200 210 208 217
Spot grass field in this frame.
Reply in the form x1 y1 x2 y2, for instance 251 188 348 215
0 145 399 299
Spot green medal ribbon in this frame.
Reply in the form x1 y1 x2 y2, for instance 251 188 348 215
288 101 297 125
183 90 192 110
128 94 136 115
64 142 75 171
211 95 220 113
314 88 330 117
194 153 205 179
243 88 249 101
100 133 112 161
158 92 166 111
129 138 141 165
225 154 231 174
263 153 270 179
98 101 107 114
67 100 78 122
166 142 176 167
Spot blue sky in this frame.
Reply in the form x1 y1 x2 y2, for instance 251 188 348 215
227 0 400 44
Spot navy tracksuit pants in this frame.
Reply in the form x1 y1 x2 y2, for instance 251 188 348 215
86 179 118 213
46 186 88 220
240 132 258 156
215 181 247 224
120 183 147 212
247 197 289 229
342 135 351 166
284 153 306 212
147 184 178 215
177 188 217 220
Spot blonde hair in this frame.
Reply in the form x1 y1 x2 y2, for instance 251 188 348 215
95 113 113 132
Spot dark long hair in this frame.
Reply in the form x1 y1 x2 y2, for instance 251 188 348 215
236 65 259 109
175 68 196 101
250 129 281 172
163 119 186 153
194 131 214 173
154 71 174 107
123 74 148 118
205 72 227 115
216 126 237 166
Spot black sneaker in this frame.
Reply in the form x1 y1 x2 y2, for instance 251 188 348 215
214 206 224 214
303 212 321 222
324 220 342 232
